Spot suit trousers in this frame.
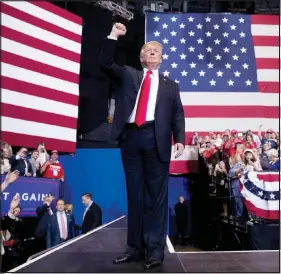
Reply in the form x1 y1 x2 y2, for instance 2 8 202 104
120 122 169 261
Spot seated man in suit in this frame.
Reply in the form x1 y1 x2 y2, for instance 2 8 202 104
81 193 102 234
46 199 75 248
9 148 32 177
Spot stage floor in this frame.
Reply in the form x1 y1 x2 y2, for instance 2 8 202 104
10 216 279 273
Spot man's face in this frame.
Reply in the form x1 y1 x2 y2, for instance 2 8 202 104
82 196 90 207
140 43 162 68
179 196 184 203
56 200 65 212
32 151 39 160
14 207 21 217
263 143 269 151
51 153 58 161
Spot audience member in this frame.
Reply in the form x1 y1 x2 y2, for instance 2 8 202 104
174 196 188 245
267 149 280 171
37 143 49 166
9 148 32 177
1 170 20 194
29 150 40 177
1 147 13 175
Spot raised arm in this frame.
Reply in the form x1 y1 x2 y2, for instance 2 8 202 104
100 23 127 84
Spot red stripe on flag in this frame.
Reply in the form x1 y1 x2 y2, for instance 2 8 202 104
183 105 279 118
253 36 279 46
1 76 79 106
251 15 279 25
169 160 198 174
1 132 76 153
256 173 280 183
256 58 279 69
30 1 82 25
258 82 279 93
2 103 77 129
2 51 79 84
1 2 82 43
1 26 80 63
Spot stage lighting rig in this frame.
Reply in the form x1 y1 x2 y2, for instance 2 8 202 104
90 0 134 20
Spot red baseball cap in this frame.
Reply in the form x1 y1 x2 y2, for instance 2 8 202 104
51 150 58 154
231 129 238 135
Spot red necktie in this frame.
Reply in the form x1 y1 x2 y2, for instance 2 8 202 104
135 70 152 126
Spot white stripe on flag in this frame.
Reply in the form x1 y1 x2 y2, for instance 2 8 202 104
247 172 280 192
2 117 77 142
251 25 279 36
254 46 279 58
4 1 82 35
257 69 279 82
2 63 79 95
2 89 78 118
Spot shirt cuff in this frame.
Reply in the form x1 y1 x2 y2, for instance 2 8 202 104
107 35 118 40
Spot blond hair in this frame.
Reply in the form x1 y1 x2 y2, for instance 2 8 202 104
140 41 163 57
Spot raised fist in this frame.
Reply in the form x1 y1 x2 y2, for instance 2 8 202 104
110 23 127 38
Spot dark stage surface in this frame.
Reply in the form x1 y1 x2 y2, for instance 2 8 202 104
10 217 279 273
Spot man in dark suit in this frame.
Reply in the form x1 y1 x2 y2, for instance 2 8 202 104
9 148 32 177
46 199 75 248
99 23 185 269
34 195 56 252
81 193 102 234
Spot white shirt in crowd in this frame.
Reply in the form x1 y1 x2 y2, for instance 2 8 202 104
56 211 68 239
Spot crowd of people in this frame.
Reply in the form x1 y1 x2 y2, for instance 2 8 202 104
193 126 280 222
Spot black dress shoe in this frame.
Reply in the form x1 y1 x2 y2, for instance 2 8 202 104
113 253 142 264
144 258 162 269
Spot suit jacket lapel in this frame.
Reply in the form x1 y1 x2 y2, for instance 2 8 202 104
137 70 143 92
156 74 165 105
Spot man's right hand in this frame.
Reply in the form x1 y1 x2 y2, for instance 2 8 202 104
110 23 127 39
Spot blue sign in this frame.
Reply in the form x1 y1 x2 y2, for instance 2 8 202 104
1 176 60 217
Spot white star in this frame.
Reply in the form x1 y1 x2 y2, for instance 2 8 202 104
215 54 222 60
198 54 204 60
197 38 204 44
175 79 180 84
179 23 185 29
242 63 249 69
163 70 170 77
240 47 247 53
230 24 237 30
181 70 188 76
191 79 198 85
171 62 178 68
190 62 196 68
231 39 238 45
239 32 246 38
270 193 275 199
180 38 186 44
213 24 220 30
232 55 239 60
222 32 229 37
180 53 187 60
162 53 169 60
162 23 168 29
196 23 203 29
188 46 195 52
239 17 245 23
154 31 160 37
206 47 212 52
205 16 211 22
222 17 228 23
217 70 223 77
225 63 231 69
199 70 205 77
209 79 216 86
189 31 195 36
188 16 194 22
234 71 241 77
153 16 160 22
207 62 214 68
205 31 212 37
258 191 263 196
228 80 234 86
214 39 221 45
171 16 177 22
223 47 230 53
170 30 177 36
162 38 169 44
245 79 252 86
170 46 177 52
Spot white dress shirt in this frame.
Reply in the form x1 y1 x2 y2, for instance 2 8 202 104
56 211 68 239
128 68 159 123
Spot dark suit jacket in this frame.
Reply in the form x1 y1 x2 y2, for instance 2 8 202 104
9 155 32 176
46 212 75 248
100 38 185 162
82 202 102 234
34 204 56 238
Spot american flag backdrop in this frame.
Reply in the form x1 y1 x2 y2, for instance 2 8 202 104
1 1 83 153
145 12 280 174
240 171 280 220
